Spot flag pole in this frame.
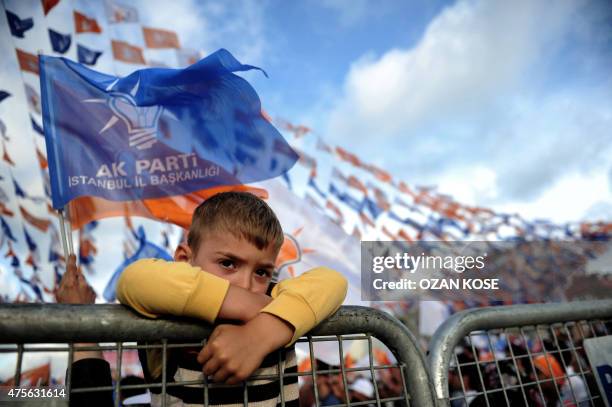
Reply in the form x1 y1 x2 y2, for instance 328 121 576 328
57 208 73 259
65 205 74 255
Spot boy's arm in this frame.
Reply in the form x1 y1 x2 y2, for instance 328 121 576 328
261 267 348 344
116 259 271 322
197 267 348 384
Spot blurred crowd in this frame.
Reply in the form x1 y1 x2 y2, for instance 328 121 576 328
299 359 404 407
448 321 611 407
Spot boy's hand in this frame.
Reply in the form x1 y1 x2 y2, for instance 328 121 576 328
197 313 294 384
56 255 101 361
56 254 96 305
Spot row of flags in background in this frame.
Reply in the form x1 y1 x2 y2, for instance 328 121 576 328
275 117 611 243
7 1 196 66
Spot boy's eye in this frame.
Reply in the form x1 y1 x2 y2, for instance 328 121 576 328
219 259 235 269
255 269 272 278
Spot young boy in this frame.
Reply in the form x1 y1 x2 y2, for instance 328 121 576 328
117 192 348 406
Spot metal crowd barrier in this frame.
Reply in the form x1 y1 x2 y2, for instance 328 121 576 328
428 299 612 407
0 304 436 407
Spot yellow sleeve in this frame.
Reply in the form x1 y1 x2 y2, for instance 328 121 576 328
260 267 348 344
116 258 230 323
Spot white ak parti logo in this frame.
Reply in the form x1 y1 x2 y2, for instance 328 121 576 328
84 79 163 150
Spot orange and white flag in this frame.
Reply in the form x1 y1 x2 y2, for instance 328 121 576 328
16 49 39 75
143 27 180 49
74 11 102 33
111 40 145 64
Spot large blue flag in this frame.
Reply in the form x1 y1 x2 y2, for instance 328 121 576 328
40 49 298 209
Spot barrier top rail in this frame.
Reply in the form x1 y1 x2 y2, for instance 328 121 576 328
0 304 437 407
427 299 612 401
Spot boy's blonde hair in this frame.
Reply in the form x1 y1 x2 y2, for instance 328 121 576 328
187 191 284 253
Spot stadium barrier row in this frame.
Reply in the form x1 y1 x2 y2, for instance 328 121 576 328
2 300 612 406
428 299 612 407
0 304 435 407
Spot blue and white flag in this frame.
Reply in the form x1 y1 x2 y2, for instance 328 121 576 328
0 90 11 104
103 226 172 301
23 227 37 254
77 44 102 66
40 49 298 209
6 10 33 38
48 29 71 54
1 217 17 242
31 116 44 136
13 178 27 198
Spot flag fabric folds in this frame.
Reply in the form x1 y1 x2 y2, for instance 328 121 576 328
143 27 180 49
77 44 103 65
48 29 72 54
74 11 102 33
6 10 34 38
39 49 297 209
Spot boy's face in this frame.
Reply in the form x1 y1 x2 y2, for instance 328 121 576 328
175 229 278 294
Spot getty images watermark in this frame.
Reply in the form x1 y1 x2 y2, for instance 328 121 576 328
371 250 498 290
360 241 612 302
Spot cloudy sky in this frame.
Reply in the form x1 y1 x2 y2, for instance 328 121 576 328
0 0 611 301
134 0 612 223
2 0 611 221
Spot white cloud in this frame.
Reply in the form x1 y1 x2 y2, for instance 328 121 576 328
327 0 582 137
433 163 610 223
323 0 612 222
490 171 611 223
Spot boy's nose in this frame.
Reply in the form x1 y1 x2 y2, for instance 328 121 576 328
234 270 252 291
